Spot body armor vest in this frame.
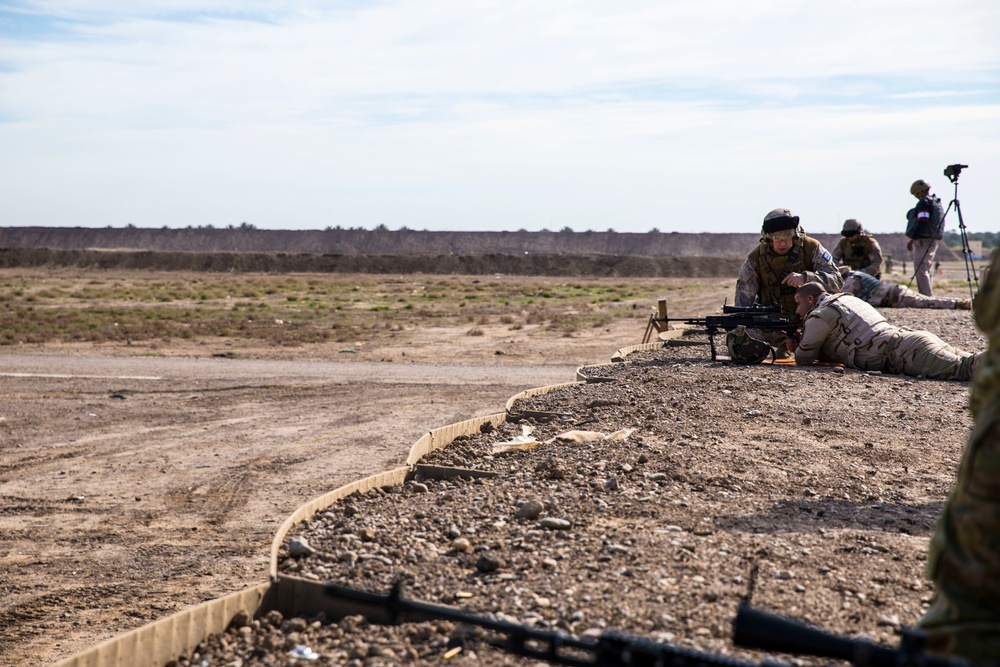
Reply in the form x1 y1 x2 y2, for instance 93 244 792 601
749 235 820 318
837 234 877 272
815 293 892 367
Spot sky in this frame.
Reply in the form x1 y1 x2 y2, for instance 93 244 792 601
1 1 998 235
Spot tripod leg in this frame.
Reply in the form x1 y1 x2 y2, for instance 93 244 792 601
954 199 980 301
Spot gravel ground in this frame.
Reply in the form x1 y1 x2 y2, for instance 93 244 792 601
168 308 983 667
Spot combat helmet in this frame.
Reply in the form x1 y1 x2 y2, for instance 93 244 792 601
910 179 931 196
725 325 772 364
761 208 800 240
841 219 863 236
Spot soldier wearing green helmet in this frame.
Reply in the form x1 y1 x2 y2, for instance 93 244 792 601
833 218 884 278
733 207 842 353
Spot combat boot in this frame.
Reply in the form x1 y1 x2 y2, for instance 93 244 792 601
956 298 972 310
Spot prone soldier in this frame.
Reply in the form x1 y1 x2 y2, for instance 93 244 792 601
840 267 972 310
789 282 981 381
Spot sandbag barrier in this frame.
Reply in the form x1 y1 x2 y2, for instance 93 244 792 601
56 374 615 667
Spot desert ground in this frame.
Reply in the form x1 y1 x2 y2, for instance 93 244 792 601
0 263 984 666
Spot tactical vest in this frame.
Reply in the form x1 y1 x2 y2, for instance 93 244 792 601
812 293 891 367
906 195 945 239
749 235 821 318
837 234 878 273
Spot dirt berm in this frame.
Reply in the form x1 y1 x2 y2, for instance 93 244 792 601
0 226 958 269
0 248 744 277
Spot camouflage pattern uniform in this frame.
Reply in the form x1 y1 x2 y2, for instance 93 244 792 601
794 292 981 380
735 234 842 348
920 253 1000 661
833 232 884 278
843 270 971 310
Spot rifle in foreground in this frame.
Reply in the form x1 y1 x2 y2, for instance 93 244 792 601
662 304 799 362
324 581 977 667
733 602 975 667
324 581 791 667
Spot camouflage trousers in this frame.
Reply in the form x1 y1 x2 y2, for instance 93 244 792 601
920 252 1000 661
890 285 966 309
884 329 982 380
911 237 939 296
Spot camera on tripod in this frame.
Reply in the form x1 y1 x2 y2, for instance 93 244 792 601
944 163 968 182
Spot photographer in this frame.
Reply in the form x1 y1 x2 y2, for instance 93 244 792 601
905 179 946 296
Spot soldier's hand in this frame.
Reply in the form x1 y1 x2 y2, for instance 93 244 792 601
781 272 806 288
907 240 914 252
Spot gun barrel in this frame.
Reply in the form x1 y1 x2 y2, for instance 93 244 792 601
733 604 969 667
722 304 781 314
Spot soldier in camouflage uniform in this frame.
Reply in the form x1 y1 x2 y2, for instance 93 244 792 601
840 267 972 310
789 282 981 380
920 253 1000 662
832 219 883 278
735 208 842 350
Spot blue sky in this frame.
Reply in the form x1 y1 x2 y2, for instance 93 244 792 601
1 1 998 234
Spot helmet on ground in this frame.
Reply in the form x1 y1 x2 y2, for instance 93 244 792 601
761 208 800 239
910 179 931 196
726 326 772 364
841 219 862 236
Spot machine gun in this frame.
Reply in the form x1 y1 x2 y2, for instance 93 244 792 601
323 581 976 667
661 304 799 362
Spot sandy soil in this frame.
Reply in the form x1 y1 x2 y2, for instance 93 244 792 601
0 315 646 666
0 277 983 666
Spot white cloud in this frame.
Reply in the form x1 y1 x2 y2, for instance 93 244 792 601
1 0 998 232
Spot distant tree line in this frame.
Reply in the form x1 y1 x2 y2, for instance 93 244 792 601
943 231 999 250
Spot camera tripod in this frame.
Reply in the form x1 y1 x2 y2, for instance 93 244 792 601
944 165 979 301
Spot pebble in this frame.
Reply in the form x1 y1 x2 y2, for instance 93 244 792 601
475 554 501 572
288 537 316 557
539 517 572 530
451 537 472 552
515 499 544 520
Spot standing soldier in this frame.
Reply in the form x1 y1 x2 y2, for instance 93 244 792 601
734 208 842 353
920 251 1000 662
905 179 946 296
832 219 883 278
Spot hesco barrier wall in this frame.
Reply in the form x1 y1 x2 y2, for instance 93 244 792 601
54 379 592 667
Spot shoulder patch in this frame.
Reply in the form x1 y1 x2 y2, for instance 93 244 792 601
822 251 832 262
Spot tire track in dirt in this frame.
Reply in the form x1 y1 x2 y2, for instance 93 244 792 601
0 353 580 665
